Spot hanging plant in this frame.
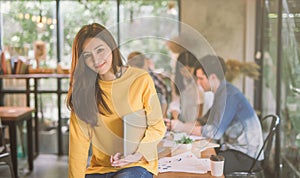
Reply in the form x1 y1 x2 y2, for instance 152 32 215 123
225 59 260 82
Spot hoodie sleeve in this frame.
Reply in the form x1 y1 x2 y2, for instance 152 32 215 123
68 112 91 178
135 74 166 161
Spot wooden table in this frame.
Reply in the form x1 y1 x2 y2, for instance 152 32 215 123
0 74 70 155
0 106 35 178
156 144 224 178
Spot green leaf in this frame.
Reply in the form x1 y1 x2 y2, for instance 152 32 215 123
175 136 193 144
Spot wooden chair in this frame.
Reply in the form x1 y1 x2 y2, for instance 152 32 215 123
225 114 280 178
0 125 15 178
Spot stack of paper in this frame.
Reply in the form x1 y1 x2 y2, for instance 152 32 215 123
158 151 210 174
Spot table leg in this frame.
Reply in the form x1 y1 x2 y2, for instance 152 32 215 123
8 123 18 178
27 117 33 171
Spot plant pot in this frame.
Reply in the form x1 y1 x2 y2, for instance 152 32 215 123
171 143 192 156
177 143 192 150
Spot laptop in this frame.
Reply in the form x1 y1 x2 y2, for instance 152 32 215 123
123 109 147 156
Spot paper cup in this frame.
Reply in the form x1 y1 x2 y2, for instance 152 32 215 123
210 155 225 177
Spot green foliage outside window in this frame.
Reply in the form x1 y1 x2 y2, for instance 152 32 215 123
1 0 178 72
0 0 178 122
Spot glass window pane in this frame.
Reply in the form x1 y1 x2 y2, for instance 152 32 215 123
1 1 57 69
60 0 117 67
281 0 300 174
119 0 179 74
261 0 278 116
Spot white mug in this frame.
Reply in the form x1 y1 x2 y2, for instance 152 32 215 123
210 155 225 177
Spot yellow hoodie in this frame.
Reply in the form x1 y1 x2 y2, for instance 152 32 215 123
68 67 166 178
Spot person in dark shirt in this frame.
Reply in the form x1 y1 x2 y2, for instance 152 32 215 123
127 51 168 117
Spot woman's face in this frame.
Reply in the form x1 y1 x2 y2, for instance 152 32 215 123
82 37 113 77
180 65 194 79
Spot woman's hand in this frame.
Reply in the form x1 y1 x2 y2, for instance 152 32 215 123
164 118 202 136
111 152 143 167
164 118 185 132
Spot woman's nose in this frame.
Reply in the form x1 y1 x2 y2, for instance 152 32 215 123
91 52 99 64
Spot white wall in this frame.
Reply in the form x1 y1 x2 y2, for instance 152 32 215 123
180 0 256 104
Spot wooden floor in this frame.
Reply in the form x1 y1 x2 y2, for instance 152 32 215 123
0 154 68 178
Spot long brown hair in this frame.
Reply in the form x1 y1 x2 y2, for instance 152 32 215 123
174 50 198 95
66 23 123 126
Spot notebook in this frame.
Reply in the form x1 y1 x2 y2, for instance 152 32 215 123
123 109 147 156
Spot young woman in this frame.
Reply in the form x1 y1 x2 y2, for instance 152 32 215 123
168 51 204 123
66 23 166 178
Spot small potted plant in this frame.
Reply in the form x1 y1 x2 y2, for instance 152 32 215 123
174 135 193 151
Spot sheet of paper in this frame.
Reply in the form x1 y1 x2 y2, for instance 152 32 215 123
158 151 210 174
192 140 220 152
188 134 206 141
165 131 206 141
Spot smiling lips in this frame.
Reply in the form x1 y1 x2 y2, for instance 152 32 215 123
95 62 105 69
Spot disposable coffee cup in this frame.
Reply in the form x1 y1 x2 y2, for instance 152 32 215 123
210 155 225 177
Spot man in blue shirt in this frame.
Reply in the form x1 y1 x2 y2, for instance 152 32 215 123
167 55 264 174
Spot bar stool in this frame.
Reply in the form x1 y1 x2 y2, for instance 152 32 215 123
0 124 15 178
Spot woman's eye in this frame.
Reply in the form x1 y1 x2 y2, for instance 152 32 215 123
82 53 90 59
96 48 104 54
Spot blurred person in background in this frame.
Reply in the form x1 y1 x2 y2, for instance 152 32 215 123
166 55 264 174
168 51 205 123
127 51 169 117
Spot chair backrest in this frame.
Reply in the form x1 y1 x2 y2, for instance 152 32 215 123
248 114 280 173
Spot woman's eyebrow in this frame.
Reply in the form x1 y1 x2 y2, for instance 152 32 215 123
94 44 103 50
82 44 103 53
82 51 90 54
